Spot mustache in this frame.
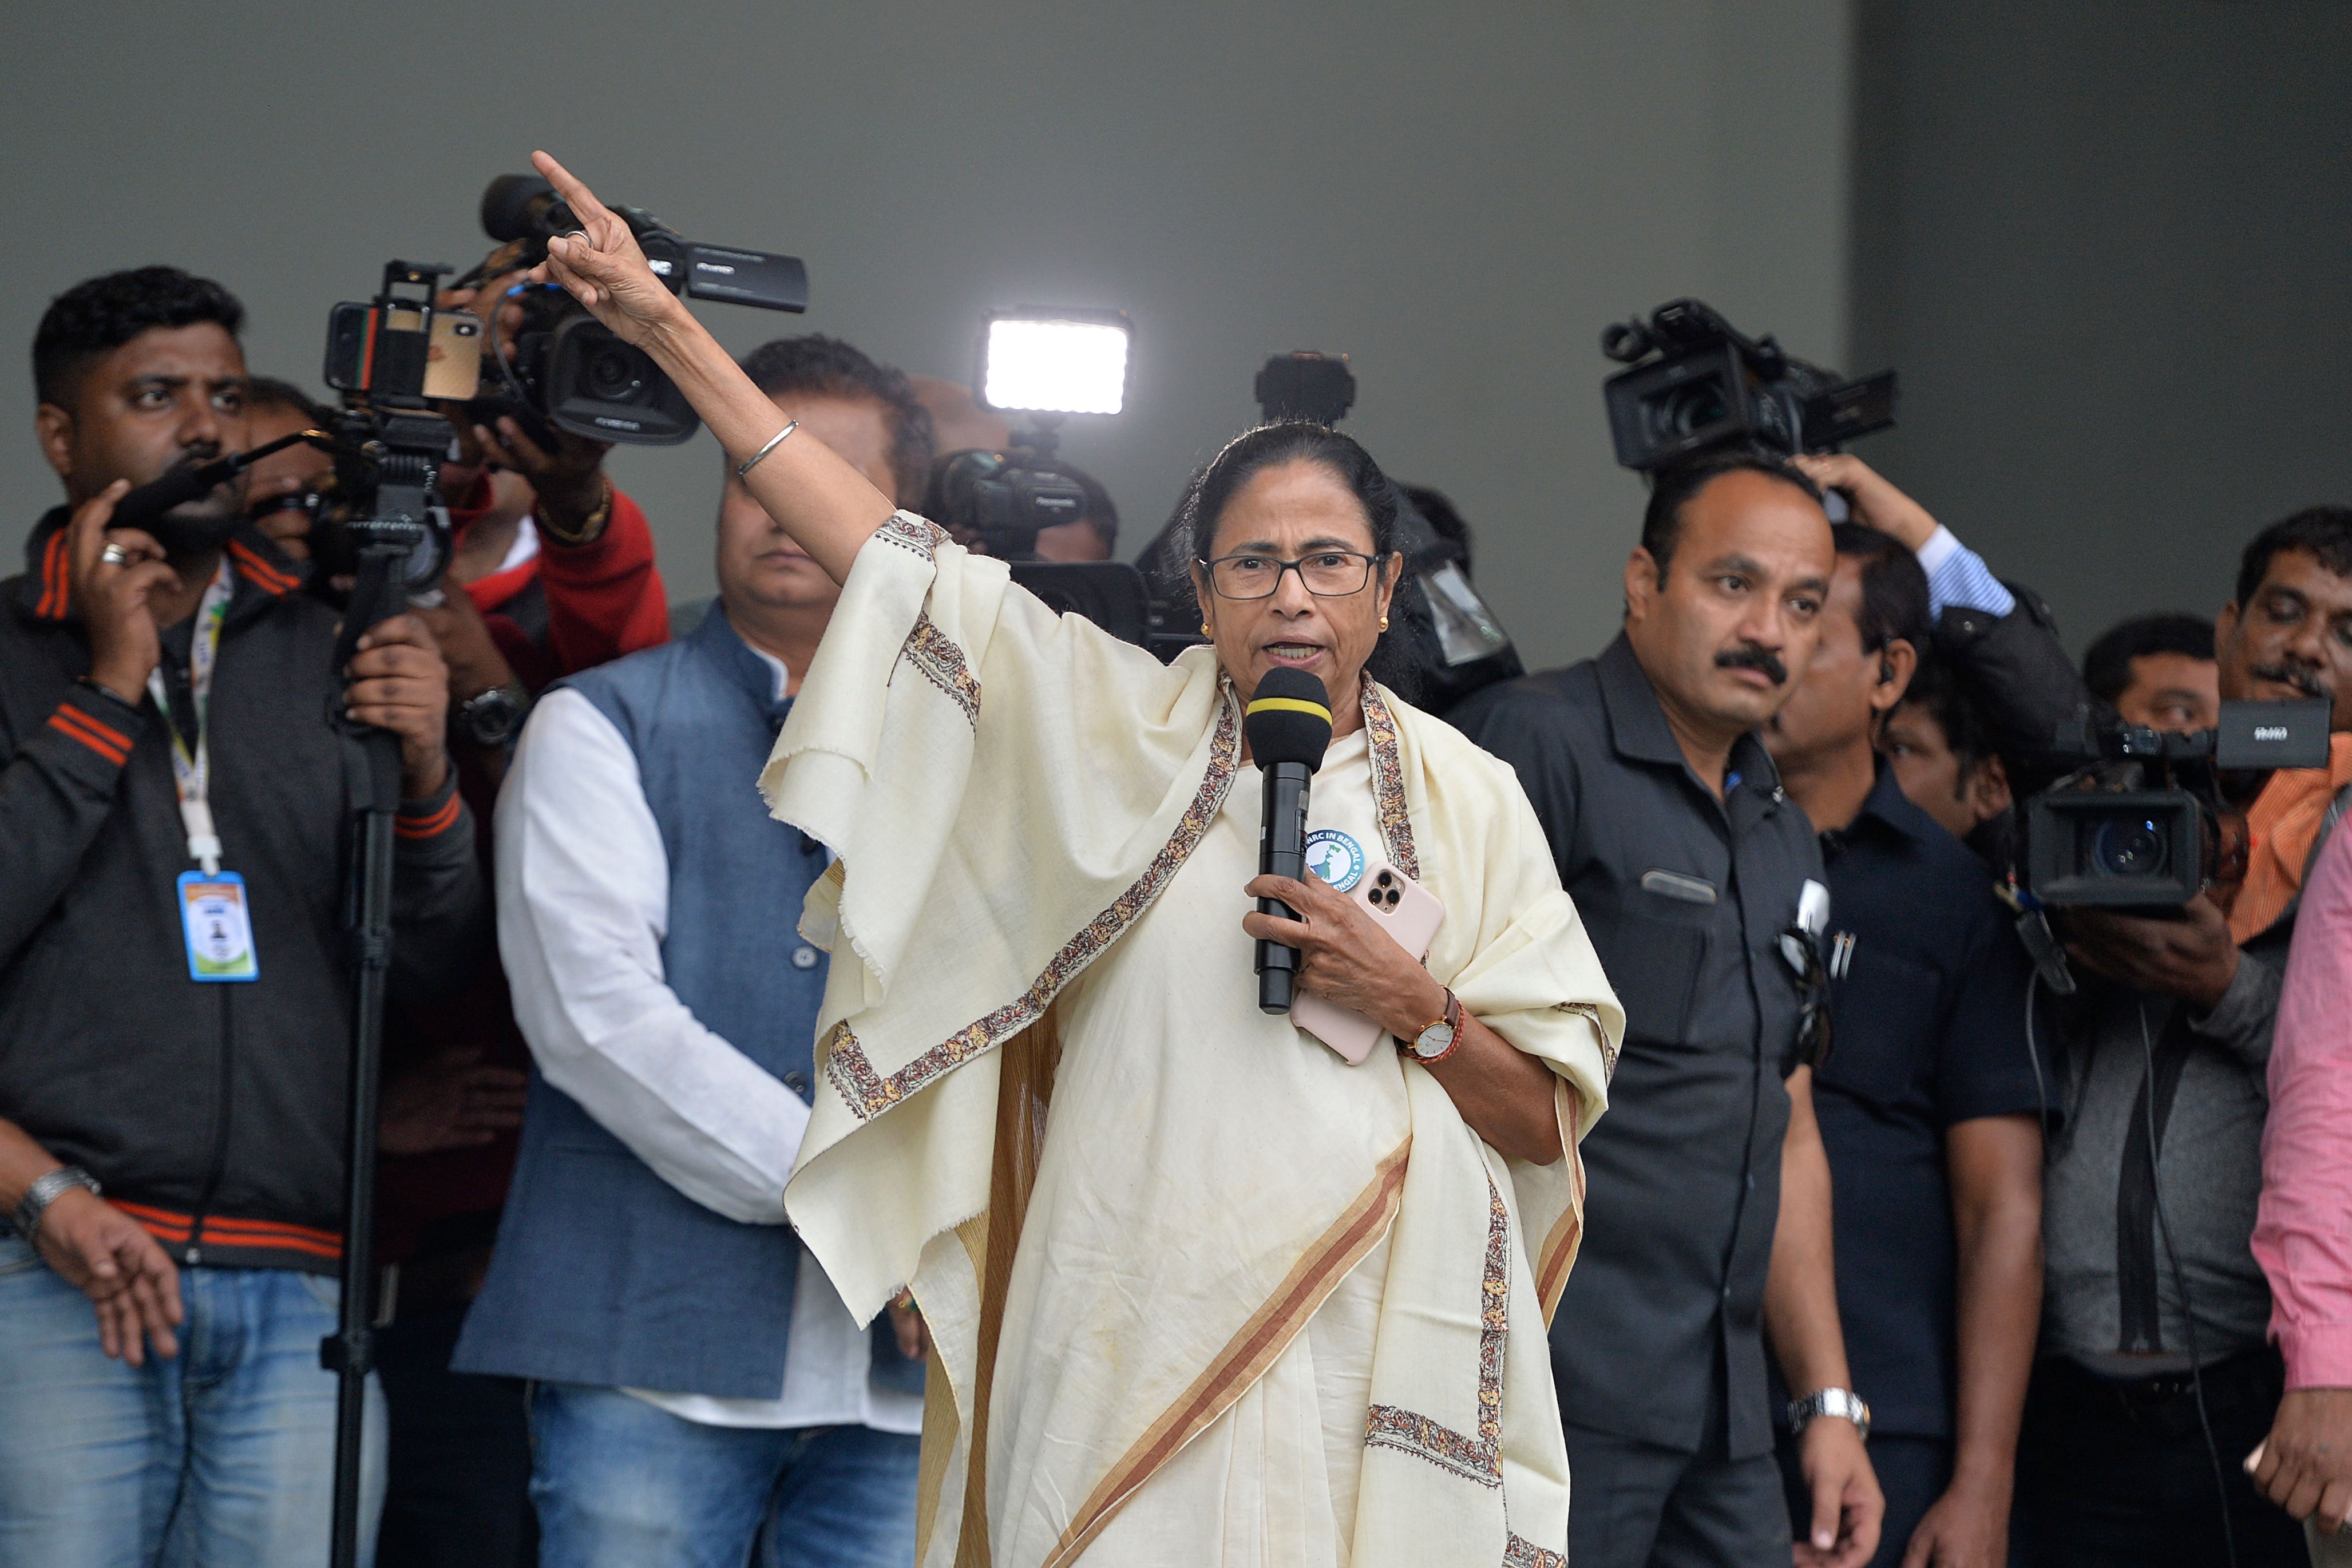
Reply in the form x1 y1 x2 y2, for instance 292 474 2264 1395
161 443 226 480
1715 642 1788 685
2251 662 2329 700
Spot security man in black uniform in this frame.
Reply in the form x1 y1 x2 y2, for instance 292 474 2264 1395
1454 452 1883 1568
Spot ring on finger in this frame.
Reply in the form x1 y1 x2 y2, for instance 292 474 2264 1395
100 543 131 567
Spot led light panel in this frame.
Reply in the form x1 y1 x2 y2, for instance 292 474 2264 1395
981 315 1131 416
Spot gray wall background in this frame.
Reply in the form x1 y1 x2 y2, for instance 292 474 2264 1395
0 1 1852 672
1850 0 2352 651
12 3 2342 670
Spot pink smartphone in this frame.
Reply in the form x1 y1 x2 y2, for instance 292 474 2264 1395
1292 862 1446 1065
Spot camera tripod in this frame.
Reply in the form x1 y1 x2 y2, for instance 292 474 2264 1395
319 525 428 1568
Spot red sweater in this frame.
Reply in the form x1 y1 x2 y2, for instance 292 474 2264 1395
376 476 669 1269
456 475 671 688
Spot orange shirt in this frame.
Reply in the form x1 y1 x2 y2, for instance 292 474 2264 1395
2229 731 2352 944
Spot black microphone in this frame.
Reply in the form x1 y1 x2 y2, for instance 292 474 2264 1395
109 429 328 556
109 456 242 556
1245 668 1333 1014
480 173 574 243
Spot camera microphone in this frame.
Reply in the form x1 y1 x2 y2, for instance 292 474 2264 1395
109 430 330 555
481 174 573 244
1246 668 1333 1014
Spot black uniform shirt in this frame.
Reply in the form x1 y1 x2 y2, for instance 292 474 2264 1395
1796 763 2042 1439
1453 632 1823 1459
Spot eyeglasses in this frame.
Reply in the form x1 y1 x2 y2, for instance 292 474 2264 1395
1778 924 1832 1071
1198 551 1382 601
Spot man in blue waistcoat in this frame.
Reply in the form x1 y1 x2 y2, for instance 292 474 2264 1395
454 336 936 1568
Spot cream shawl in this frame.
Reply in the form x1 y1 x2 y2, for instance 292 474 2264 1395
762 514 1623 1567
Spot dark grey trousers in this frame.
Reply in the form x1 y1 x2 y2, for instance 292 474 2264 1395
1565 1420 1788 1568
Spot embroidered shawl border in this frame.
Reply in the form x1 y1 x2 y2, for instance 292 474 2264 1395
1555 999 1615 1078
1363 1177 1511 1486
823 694 1242 1119
878 512 948 560
1504 1533 1568 1567
898 613 981 727
822 679 1426 1123
1361 681 1419 878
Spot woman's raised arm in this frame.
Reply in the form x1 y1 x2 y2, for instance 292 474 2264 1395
527 150 893 584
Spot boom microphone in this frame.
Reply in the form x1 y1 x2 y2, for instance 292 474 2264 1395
1245 668 1333 1014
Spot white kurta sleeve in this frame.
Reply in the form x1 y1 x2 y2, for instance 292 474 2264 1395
497 687 809 1225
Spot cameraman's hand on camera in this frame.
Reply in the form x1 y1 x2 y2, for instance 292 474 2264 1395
37 1186 183 1365
1791 454 1941 553
528 153 686 350
2061 892 2241 1011
471 414 613 544
69 481 176 703
345 613 454 798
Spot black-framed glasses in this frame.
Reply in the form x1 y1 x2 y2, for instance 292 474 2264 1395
1778 923 1832 1070
1198 551 1382 600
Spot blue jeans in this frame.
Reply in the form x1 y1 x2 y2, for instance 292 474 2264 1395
0 1236 386 1568
529 1383 921 1568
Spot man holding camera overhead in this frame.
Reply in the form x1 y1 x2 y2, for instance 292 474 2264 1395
1816 454 2352 1567
0 267 484 1568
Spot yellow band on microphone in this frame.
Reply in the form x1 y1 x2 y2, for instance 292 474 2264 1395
1247 696 1332 722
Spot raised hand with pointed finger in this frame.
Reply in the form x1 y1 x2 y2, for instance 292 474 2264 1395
526 151 688 349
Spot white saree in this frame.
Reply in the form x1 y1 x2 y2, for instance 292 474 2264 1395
762 514 1624 1568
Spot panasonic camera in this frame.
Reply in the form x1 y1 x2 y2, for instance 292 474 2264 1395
1599 298 1898 473
2023 699 2333 906
465 173 807 446
928 445 1201 660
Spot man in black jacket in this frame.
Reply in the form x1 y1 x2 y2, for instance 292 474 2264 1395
0 267 484 1568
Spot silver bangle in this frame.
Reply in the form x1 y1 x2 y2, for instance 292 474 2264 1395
13 1166 100 1242
735 421 798 480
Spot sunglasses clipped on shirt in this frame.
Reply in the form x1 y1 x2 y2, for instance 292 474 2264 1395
1777 922 1832 1071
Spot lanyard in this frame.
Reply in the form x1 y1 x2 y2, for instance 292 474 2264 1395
144 559 235 874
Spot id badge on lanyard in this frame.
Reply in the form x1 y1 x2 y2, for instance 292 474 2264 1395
149 561 257 983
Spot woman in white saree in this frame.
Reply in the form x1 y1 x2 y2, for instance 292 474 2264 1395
523 153 1623 1568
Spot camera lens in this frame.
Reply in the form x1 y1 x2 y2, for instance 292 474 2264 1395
585 343 645 403
2091 817 2169 878
1648 381 1729 442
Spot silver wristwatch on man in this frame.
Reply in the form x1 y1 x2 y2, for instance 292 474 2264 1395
11 1166 101 1242
1787 1387 1871 1442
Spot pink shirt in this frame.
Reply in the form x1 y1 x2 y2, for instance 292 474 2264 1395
2254 818 2352 1388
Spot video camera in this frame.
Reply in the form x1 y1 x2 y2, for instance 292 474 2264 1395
932 446 1091 559
1134 351 1522 709
111 259 467 595
2023 699 2332 906
466 173 808 446
315 260 477 592
1599 298 1898 472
